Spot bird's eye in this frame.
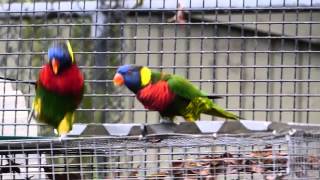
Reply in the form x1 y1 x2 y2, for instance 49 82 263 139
127 70 132 74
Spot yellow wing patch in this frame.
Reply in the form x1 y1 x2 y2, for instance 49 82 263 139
66 40 74 63
57 112 75 135
140 66 152 86
33 96 42 118
182 97 212 122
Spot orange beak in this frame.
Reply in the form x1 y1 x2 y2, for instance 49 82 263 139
51 58 59 75
113 73 124 86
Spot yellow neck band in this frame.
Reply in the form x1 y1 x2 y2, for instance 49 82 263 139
140 66 151 86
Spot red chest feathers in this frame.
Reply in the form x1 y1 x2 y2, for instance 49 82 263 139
137 81 175 112
39 64 84 96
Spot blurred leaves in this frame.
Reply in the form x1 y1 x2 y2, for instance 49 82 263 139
114 145 320 179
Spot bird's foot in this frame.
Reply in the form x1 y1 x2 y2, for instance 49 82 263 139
160 119 176 125
54 129 67 141
58 134 67 141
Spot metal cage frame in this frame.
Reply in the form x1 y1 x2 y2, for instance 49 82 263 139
0 0 320 179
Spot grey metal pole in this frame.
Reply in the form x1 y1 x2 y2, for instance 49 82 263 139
91 0 125 124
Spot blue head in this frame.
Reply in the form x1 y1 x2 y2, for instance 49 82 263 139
48 40 74 75
113 65 142 93
113 64 152 93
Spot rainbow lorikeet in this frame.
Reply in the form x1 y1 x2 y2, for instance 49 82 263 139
113 65 239 122
32 40 84 136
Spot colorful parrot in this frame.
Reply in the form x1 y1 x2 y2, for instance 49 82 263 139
113 64 239 122
32 40 84 136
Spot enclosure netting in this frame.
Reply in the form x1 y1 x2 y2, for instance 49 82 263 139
0 0 319 179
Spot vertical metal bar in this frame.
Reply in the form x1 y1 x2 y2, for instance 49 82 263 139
142 140 147 177
173 0 178 76
252 1 258 120
22 143 29 180
26 0 36 137
226 0 231 118
14 1 24 136
107 139 113 178
293 2 299 123
146 0 151 124
185 0 191 80
91 0 99 124
44 0 49 67
199 0 204 95
239 0 245 119
224 143 227 180
212 0 218 121
286 134 293 178
1 0 11 136
0 154 3 180
169 146 174 177
306 1 313 124
92 0 108 123
250 144 254 179
49 142 56 180
7 144 13 179
272 144 276 176
157 0 165 123
56 0 61 37
266 2 272 122
78 141 84 179
36 143 41 180
279 0 286 123
93 142 99 179
130 0 139 123
64 144 70 180
119 0 126 66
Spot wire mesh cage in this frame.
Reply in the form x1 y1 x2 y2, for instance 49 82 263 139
0 129 319 179
1 0 320 133
0 0 320 179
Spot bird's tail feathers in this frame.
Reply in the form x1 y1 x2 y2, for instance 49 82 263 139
206 103 240 120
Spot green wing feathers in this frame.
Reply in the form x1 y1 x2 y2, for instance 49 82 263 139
152 70 240 121
167 74 208 99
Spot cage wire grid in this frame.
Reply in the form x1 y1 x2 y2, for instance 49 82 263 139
0 0 320 179
0 132 318 179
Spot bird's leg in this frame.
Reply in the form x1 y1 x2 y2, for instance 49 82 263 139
27 107 34 125
58 134 67 141
26 107 34 136
54 129 67 141
159 116 176 125
54 129 58 135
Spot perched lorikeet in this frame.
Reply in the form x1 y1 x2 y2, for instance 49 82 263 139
113 64 239 122
32 40 84 136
